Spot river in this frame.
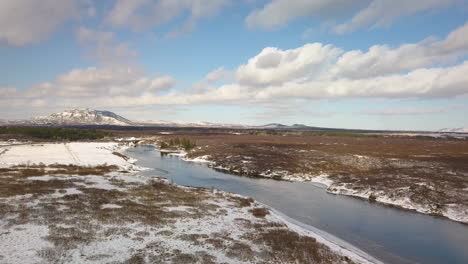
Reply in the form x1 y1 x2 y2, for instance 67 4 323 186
126 145 468 264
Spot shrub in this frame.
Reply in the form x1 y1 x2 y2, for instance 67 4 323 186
161 137 196 151
0 126 112 141
180 138 196 151
249 207 269 218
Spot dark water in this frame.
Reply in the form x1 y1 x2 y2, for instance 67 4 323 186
126 146 468 264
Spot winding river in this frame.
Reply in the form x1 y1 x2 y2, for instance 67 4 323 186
126 145 468 264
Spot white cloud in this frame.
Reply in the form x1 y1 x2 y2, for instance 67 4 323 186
231 22 468 94
76 27 137 65
334 0 454 34
246 0 456 33
0 0 91 46
26 67 176 98
5 23 468 114
105 0 230 36
249 106 334 120
329 22 468 79
246 0 361 30
360 106 458 116
149 76 177 91
6 61 468 111
236 44 342 86
191 67 232 92
253 61 468 99
0 86 17 97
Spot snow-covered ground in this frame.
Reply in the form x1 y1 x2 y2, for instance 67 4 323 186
182 154 213 163
324 180 468 224
0 142 381 264
272 171 468 224
0 142 139 171
161 149 468 224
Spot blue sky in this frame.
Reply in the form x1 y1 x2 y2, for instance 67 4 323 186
1 0 468 130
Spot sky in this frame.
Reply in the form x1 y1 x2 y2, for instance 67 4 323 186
1 0 468 130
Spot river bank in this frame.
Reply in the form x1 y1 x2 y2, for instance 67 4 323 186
145 132 468 224
0 141 377 264
127 144 468 264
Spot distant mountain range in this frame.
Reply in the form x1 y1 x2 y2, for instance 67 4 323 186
6 109 317 129
1 109 467 134
438 127 468 133
0 109 255 128
32 109 133 126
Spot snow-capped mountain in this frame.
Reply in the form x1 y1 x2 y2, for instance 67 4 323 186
143 120 248 128
438 127 468 133
25 110 315 128
29 109 246 127
33 109 133 126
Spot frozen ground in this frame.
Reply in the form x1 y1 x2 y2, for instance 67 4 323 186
0 142 378 264
168 147 468 224
320 176 468 224
0 142 138 171
172 133 468 225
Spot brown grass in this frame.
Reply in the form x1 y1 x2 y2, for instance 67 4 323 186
226 242 255 261
254 228 344 264
0 160 357 263
250 207 270 218
229 196 254 207
144 130 468 212
1 164 119 178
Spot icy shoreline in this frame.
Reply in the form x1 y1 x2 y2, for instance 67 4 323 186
151 149 382 263
165 149 468 225
267 207 383 264
267 171 468 225
321 180 468 224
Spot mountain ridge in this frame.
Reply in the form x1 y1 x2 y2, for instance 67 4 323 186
2 109 467 134
33 109 133 126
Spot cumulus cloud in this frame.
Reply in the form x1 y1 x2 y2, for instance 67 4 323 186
97 60 468 106
329 22 468 79
254 62 468 99
105 0 230 36
236 44 342 86
76 27 137 65
235 22 468 87
5 23 468 112
0 0 91 46
26 67 176 98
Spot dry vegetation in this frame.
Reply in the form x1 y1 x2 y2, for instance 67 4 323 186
0 164 357 264
141 130 468 221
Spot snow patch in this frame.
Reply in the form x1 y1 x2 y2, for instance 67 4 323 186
0 224 52 264
101 204 122 209
182 155 213 163
0 142 141 171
